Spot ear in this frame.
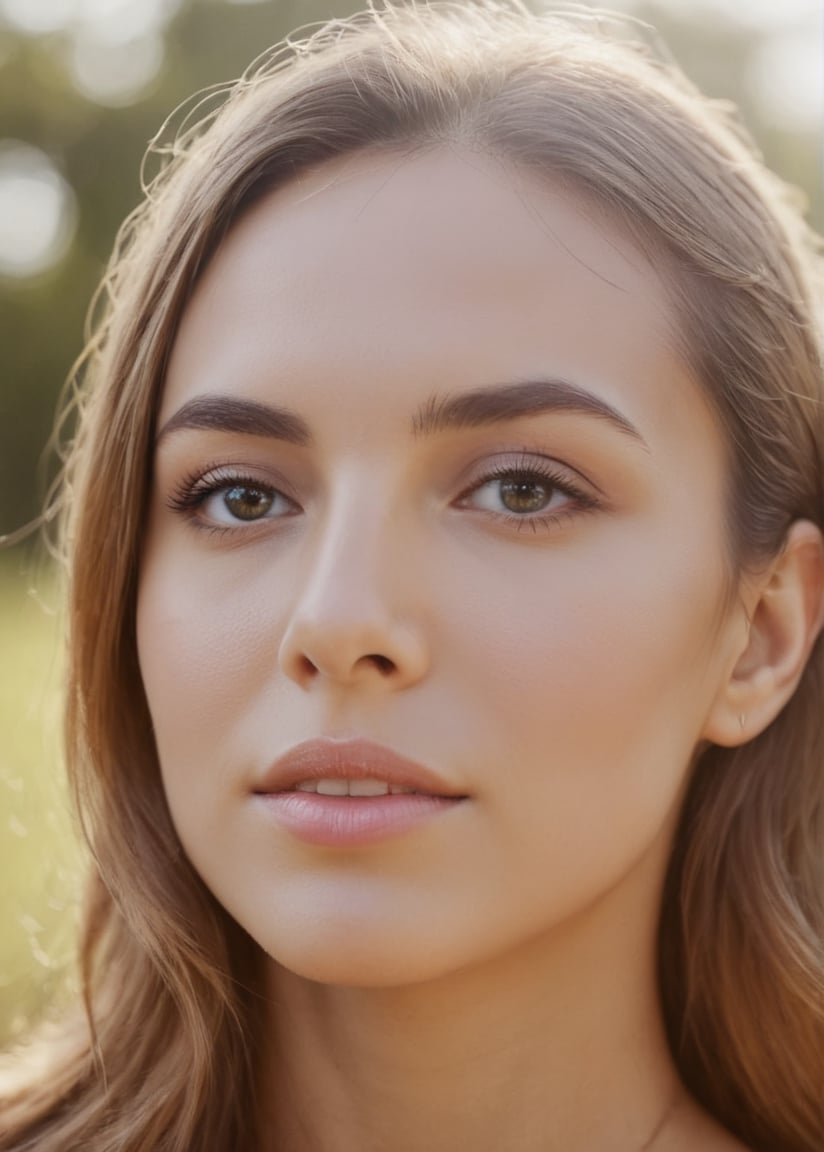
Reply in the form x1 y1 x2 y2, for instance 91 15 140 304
703 519 824 747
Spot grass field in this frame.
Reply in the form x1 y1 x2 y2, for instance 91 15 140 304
0 554 84 1050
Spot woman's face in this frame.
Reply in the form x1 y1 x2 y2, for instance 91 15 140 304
138 147 741 985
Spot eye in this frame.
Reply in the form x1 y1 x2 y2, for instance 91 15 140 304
168 469 299 530
457 455 599 532
470 473 567 515
202 483 286 525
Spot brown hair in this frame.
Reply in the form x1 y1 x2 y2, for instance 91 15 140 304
2 3 823 1149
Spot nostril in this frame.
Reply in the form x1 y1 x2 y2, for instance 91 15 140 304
368 654 395 675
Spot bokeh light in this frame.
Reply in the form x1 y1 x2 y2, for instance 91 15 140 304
747 30 822 132
0 0 76 36
645 0 820 26
2 0 183 107
0 142 77 278
68 26 165 106
0 0 183 37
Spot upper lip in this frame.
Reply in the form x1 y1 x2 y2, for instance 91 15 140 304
254 737 466 797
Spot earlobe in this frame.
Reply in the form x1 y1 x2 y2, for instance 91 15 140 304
702 519 824 747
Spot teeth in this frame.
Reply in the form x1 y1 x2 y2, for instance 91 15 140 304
348 779 390 797
294 778 415 796
315 778 349 796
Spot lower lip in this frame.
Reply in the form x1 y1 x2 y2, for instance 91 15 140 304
253 791 464 847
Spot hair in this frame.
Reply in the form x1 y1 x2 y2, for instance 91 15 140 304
1 2 823 1149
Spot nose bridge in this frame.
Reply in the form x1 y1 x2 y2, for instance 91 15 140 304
278 461 427 688
304 462 399 612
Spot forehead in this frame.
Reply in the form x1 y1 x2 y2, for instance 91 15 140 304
161 146 711 454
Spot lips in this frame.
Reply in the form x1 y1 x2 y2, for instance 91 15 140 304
251 737 467 848
253 737 466 799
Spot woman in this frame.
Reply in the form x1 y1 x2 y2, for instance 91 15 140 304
2 3 823 1150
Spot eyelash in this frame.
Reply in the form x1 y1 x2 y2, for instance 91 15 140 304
167 465 295 535
457 455 599 533
166 454 600 537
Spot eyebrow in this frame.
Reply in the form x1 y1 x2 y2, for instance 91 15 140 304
411 379 646 445
157 395 312 446
155 378 647 449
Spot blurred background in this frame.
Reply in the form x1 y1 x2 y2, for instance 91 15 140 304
1 0 821 1049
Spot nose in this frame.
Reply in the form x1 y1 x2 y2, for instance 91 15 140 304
277 485 430 694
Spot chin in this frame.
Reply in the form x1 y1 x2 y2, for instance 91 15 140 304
266 937 453 988
251 914 472 989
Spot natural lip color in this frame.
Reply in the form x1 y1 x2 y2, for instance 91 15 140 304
254 791 463 848
252 737 467 798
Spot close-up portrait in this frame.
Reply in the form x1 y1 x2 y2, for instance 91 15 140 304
0 1 822 1150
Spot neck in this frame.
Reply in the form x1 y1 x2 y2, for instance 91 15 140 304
259 847 689 1152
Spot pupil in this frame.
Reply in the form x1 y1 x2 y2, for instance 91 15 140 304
500 479 549 513
224 486 272 521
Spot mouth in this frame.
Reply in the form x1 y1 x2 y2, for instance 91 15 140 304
252 737 468 847
253 736 467 799
291 778 422 796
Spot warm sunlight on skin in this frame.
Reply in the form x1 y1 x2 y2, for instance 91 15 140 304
136 148 751 1151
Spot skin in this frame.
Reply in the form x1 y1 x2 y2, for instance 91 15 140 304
134 146 817 1150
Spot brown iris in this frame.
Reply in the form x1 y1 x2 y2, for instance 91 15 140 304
223 485 274 521
498 478 552 513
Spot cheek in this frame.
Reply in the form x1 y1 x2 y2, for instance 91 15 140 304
418 530 727 939
438 520 727 813
136 539 287 799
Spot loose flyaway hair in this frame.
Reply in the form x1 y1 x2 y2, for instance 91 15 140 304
1 4 823 1151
